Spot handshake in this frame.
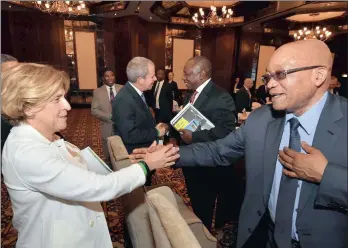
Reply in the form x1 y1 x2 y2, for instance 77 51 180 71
156 122 170 137
130 141 180 171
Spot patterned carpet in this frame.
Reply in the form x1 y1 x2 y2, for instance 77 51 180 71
1 108 193 248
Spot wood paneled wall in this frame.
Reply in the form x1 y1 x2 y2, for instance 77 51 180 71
105 16 165 85
236 31 292 83
1 11 67 72
201 27 237 92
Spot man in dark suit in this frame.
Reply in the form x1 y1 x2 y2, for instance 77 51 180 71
235 78 253 113
131 40 348 248
152 69 173 123
112 57 167 185
256 82 269 105
178 56 239 232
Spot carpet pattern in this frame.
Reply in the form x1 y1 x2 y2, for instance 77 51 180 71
1 108 192 248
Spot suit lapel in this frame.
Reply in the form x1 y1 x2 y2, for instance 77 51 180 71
159 81 167 99
263 111 286 205
125 82 155 123
101 85 112 112
297 94 343 216
193 80 213 109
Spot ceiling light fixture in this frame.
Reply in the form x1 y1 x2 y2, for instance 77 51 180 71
34 1 86 15
292 13 332 41
192 1 234 28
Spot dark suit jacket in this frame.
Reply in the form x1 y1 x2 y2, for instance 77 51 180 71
112 82 157 153
169 81 180 102
256 85 268 105
177 94 348 248
1 116 13 151
151 80 173 123
183 80 236 143
236 87 252 113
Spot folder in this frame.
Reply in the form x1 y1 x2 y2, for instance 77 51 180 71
80 146 112 175
170 103 215 132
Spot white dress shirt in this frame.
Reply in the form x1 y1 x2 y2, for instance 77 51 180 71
192 78 211 104
2 124 146 248
154 80 164 109
129 81 143 96
105 84 117 101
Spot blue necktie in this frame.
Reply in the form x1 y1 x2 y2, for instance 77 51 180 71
274 117 301 248
141 93 148 107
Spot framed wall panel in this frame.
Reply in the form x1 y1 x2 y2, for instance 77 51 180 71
173 38 194 89
75 31 98 90
256 45 275 88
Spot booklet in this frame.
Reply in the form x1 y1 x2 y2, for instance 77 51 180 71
170 103 215 132
80 146 112 175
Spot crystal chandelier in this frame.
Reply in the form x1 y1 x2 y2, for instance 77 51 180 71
35 1 86 15
192 3 233 28
293 26 332 41
292 14 332 41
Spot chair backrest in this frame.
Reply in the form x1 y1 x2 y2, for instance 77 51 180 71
107 135 156 248
147 187 201 248
107 136 214 248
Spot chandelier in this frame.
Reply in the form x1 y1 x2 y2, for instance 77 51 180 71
293 26 332 41
35 1 86 15
192 3 234 28
292 14 332 41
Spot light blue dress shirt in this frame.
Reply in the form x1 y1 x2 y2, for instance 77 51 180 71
268 92 328 240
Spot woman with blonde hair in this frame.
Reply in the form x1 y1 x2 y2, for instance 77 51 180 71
1 63 179 248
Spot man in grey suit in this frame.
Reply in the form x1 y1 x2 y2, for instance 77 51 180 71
91 67 123 161
131 40 347 248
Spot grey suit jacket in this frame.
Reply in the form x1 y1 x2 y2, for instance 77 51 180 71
91 84 123 140
177 94 348 248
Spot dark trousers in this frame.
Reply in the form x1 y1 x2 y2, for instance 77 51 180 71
184 166 244 231
215 166 244 228
183 167 217 231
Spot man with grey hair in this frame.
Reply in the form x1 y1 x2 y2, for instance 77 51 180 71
112 56 168 185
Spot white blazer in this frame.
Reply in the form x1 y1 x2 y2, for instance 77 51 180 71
2 124 146 248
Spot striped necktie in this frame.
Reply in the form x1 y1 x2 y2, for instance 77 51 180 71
109 86 115 102
141 93 148 107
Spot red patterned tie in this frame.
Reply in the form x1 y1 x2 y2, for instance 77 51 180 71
189 91 198 104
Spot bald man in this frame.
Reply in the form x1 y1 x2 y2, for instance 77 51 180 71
132 40 347 248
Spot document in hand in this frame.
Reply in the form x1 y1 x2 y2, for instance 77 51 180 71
80 147 112 175
170 103 215 132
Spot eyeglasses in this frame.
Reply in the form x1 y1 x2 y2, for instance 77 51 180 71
261 65 325 84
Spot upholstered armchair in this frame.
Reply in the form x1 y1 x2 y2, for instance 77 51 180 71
107 136 217 248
